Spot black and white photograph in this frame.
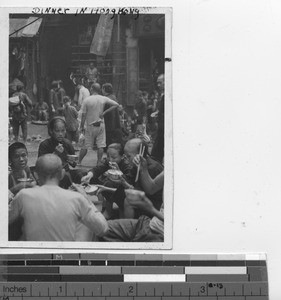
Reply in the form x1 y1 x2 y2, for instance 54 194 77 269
4 7 173 248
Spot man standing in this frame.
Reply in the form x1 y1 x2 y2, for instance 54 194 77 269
151 74 165 163
78 83 119 165
101 83 122 147
85 62 99 84
9 154 108 241
133 90 147 127
77 79 90 111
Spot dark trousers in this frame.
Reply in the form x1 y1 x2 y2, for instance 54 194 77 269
12 119 27 142
106 129 123 148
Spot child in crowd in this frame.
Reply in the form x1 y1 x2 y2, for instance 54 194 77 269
118 105 132 140
81 143 134 220
35 100 49 121
81 143 133 186
9 94 28 143
38 117 86 188
49 80 59 118
9 142 36 196
62 96 79 146
8 142 36 241
12 85 33 120
57 80 66 113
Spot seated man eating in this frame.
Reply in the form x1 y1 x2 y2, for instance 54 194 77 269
100 170 164 242
9 154 108 241
99 138 163 219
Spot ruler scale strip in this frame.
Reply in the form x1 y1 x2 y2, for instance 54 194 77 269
0 254 268 299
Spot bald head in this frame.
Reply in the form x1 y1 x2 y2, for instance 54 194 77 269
124 138 148 164
90 83 101 94
36 154 63 183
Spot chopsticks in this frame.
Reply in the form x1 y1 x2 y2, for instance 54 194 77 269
135 144 145 183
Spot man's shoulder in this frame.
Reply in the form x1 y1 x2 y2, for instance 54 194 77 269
108 94 117 101
17 186 41 198
91 94 110 104
83 95 94 103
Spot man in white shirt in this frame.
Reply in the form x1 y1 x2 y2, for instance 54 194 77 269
79 83 119 166
9 154 108 241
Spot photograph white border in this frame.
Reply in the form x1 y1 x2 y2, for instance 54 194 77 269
0 6 173 249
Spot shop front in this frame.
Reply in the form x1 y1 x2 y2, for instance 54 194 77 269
9 13 165 109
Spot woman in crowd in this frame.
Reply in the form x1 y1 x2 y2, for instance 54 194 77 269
38 117 85 188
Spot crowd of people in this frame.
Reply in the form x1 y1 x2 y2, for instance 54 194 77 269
8 72 166 243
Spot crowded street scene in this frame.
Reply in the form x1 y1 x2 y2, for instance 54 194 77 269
8 12 166 242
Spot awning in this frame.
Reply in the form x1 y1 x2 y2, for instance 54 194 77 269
10 17 42 38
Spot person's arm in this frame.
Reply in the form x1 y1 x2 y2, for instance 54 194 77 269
125 190 164 221
24 93 32 107
78 89 83 108
141 196 164 221
78 194 109 236
49 90 55 112
141 102 147 124
79 100 87 131
71 106 78 118
97 185 117 194
80 113 86 132
133 108 138 117
134 156 164 195
100 99 119 119
9 194 22 224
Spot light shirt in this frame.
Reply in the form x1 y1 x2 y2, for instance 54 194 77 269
9 185 108 241
81 94 118 126
78 86 90 108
